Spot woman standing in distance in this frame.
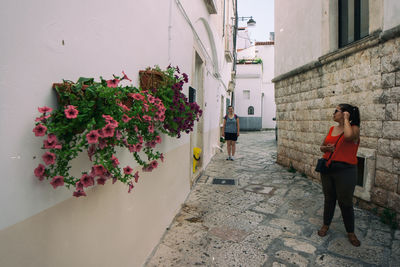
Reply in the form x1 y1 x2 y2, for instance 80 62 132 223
222 106 240 161
317 104 361 247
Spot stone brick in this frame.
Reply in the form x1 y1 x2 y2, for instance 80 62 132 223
378 138 391 156
383 121 400 139
386 103 398 120
396 71 400 86
375 170 397 192
360 104 385 120
382 72 396 88
390 87 400 103
359 136 378 149
388 192 400 213
380 39 397 56
394 159 400 175
371 187 388 206
376 155 394 172
391 140 400 158
360 121 383 138
371 57 381 74
381 54 400 73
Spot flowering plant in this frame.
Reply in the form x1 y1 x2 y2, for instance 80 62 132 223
143 66 202 138
32 69 191 197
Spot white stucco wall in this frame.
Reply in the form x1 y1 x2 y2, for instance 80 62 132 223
235 64 262 118
384 0 400 31
274 0 322 77
237 46 256 59
257 44 276 129
237 29 252 50
0 0 234 265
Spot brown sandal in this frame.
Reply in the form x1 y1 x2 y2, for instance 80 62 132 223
348 233 361 247
317 225 329 237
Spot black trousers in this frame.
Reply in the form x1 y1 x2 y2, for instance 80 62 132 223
321 163 357 233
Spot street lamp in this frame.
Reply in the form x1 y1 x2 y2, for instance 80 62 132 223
237 16 256 27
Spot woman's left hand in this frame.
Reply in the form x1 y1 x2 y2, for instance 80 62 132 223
343 111 350 120
237 132 240 137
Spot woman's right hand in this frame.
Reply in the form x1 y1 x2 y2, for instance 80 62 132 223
320 144 335 152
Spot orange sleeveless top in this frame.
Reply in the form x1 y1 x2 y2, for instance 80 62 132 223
322 126 359 165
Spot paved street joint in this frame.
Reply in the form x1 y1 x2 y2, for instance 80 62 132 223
146 131 400 266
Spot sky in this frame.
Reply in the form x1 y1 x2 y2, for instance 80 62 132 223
237 0 274 42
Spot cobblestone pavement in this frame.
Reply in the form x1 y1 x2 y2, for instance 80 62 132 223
145 131 400 267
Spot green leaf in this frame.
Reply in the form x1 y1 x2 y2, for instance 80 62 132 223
77 77 94 84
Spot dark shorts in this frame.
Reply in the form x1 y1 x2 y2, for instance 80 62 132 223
225 132 238 141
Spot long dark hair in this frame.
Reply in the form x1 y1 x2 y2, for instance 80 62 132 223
339 103 360 126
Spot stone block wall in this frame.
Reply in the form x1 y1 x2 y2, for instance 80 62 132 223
274 34 400 214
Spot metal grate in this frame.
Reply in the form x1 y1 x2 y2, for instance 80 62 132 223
212 178 235 185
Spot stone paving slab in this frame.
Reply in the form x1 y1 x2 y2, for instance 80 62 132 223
145 131 399 267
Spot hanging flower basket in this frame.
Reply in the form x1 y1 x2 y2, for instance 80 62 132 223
33 67 202 198
139 69 165 90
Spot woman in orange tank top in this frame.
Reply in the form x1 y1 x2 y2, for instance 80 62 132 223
317 104 361 247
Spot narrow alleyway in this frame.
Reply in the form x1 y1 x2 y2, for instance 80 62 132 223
145 131 400 267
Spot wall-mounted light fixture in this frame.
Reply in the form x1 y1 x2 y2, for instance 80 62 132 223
238 16 256 27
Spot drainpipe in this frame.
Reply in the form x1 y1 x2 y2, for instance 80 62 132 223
233 0 238 73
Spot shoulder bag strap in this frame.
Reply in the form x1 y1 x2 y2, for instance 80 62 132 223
326 133 344 165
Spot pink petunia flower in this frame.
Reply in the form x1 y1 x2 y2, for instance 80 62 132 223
155 135 162 144
98 139 107 149
35 114 51 122
73 189 87 197
112 177 118 184
160 153 164 162
123 166 133 175
117 101 130 111
38 106 53 113
133 171 139 183
136 143 143 152
50 176 64 189
116 130 122 140
33 124 47 136
75 181 84 191
34 164 45 180
96 176 107 185
102 124 115 138
143 115 152 122
128 182 134 193
42 152 56 165
86 130 100 144
148 124 154 133
151 160 158 169
47 133 57 142
93 164 106 176
64 105 79 119
87 145 96 161
130 93 144 101
138 135 143 143
122 114 131 123
43 134 60 149
80 174 94 187
122 71 132 82
102 114 113 122
111 155 120 167
106 79 120 88
142 165 154 172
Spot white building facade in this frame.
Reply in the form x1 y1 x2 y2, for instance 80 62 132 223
0 0 236 266
234 28 276 130
274 0 400 215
